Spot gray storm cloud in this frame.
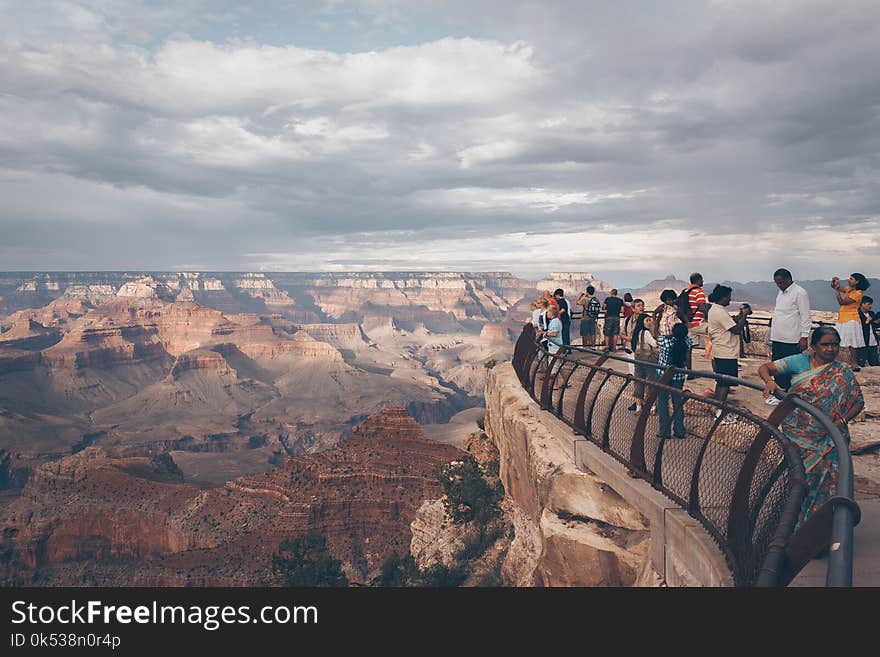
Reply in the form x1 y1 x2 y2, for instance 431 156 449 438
0 0 878 284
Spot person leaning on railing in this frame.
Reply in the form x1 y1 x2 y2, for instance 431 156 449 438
536 305 565 389
655 322 692 439
576 285 601 347
627 311 658 414
757 326 864 526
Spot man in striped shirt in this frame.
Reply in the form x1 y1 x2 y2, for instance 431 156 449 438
685 273 708 372
687 273 707 328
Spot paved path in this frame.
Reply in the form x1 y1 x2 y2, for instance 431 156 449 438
790 493 880 586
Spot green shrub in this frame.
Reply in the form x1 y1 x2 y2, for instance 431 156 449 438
439 456 503 525
418 563 468 588
272 532 348 587
373 553 420 587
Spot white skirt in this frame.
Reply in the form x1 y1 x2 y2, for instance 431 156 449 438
836 320 866 348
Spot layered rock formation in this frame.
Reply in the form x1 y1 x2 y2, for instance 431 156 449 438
0 289 479 488
116 277 175 301
0 409 464 586
536 273 612 297
483 363 654 586
272 272 534 322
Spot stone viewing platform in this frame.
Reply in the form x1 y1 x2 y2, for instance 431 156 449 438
496 324 879 586
486 361 731 585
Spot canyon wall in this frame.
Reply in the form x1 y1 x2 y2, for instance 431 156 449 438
484 362 734 587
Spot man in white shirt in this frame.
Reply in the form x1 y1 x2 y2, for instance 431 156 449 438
707 285 751 425
768 268 811 404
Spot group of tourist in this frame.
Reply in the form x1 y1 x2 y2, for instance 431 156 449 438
529 269 874 525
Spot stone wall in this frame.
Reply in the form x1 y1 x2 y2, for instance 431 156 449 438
485 362 734 587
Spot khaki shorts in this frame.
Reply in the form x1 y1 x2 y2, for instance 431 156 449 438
688 322 707 347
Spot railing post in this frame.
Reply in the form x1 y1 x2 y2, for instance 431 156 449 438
603 376 632 450
629 364 662 472
556 362 580 416
650 368 676 487
586 370 613 443
572 354 609 435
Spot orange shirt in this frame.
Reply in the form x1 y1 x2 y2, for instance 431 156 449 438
838 287 862 323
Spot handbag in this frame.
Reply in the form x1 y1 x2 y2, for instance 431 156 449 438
634 332 658 362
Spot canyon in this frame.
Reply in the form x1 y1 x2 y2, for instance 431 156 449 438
6 270 869 586
0 271 551 585
0 408 463 585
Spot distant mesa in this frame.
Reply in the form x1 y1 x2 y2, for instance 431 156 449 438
637 274 688 291
176 286 195 303
116 277 175 302
479 322 512 343
62 284 116 303
535 273 611 295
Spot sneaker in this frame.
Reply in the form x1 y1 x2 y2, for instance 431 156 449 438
720 413 738 426
764 396 781 406
655 432 671 440
627 403 637 411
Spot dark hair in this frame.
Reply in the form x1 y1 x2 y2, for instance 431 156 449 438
611 288 618 295
689 272 703 284
708 284 732 303
624 292 633 302
669 322 689 367
631 313 647 352
586 285 595 295
851 273 870 291
863 295 874 305
660 289 677 304
773 268 792 280
810 326 840 347
633 298 644 306
554 288 564 297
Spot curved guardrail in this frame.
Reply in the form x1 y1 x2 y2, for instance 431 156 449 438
512 324 858 586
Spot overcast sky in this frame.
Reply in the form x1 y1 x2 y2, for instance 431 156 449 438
2 1 879 286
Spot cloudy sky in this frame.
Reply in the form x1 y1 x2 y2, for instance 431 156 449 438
2 1 879 286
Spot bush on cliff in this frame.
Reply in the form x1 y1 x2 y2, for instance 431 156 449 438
371 553 467 588
272 531 348 587
438 455 503 525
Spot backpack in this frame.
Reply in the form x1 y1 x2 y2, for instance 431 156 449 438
586 297 600 319
676 287 695 323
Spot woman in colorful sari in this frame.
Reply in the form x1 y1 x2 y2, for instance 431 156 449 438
758 326 864 525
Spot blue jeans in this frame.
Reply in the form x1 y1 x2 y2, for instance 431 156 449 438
656 378 686 438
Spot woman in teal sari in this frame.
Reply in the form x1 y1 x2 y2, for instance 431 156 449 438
758 326 864 525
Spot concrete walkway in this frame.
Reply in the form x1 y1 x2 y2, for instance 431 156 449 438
789 493 880 586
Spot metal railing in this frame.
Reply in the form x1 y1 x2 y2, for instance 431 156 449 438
512 324 859 586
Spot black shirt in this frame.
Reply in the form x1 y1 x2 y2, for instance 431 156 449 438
603 296 624 317
556 298 570 325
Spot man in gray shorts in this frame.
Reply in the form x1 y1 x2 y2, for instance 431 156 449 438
602 288 624 351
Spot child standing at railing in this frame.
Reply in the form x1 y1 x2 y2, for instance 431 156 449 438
656 322 692 439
